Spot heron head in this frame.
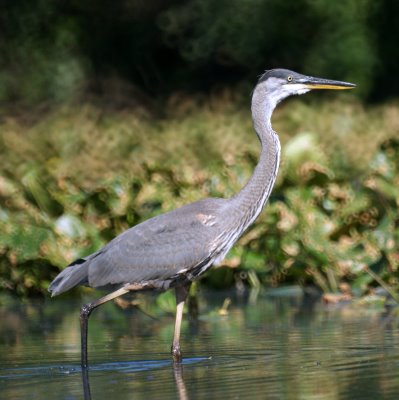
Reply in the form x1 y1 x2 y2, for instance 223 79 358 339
255 69 356 106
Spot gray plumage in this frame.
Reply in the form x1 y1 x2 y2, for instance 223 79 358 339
49 73 282 297
48 69 355 366
50 198 227 294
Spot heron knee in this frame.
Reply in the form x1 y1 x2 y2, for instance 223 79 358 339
80 303 94 321
171 342 182 363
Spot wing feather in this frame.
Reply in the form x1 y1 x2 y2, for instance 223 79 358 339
87 198 226 288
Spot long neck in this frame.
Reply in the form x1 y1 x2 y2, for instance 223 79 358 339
230 91 281 230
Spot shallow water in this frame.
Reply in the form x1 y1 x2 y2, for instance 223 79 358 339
1 288 398 400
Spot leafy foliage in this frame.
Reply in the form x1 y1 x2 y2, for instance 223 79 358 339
0 0 397 101
0 94 398 297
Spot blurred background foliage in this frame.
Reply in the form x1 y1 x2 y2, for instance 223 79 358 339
1 0 399 102
0 0 398 298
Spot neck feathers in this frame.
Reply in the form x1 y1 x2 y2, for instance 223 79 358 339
230 86 281 231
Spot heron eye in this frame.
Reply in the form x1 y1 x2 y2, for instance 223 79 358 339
287 75 293 82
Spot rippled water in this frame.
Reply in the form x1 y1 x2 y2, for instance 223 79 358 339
1 288 398 399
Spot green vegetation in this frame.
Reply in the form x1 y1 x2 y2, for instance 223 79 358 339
1 92 398 297
1 0 399 299
0 0 398 102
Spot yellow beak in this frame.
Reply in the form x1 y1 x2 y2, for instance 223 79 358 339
301 76 356 90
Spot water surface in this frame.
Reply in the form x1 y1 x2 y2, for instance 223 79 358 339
1 288 398 399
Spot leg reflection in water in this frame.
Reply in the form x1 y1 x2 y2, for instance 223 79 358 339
173 363 188 400
81 363 188 400
81 366 91 400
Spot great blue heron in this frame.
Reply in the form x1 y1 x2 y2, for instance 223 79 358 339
49 69 355 367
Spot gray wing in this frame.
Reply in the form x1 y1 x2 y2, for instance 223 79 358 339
86 198 227 288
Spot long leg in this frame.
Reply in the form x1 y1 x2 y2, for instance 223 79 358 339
171 283 191 363
80 286 130 368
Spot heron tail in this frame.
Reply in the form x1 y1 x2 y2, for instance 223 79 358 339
48 258 89 296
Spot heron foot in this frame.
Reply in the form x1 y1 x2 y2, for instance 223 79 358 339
171 343 182 363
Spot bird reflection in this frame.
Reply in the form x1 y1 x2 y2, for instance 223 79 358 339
81 363 189 400
81 366 91 400
173 363 189 400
